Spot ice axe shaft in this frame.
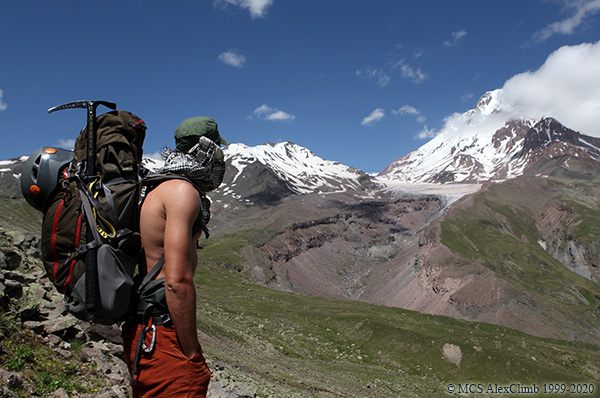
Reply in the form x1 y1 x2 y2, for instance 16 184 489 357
48 100 117 321
48 101 117 176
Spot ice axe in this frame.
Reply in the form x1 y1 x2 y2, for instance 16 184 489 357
48 100 117 320
48 100 117 175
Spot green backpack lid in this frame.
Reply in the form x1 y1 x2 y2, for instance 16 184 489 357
174 116 228 152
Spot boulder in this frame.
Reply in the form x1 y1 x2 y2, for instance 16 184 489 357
0 250 21 271
51 388 69 398
16 284 47 320
41 314 80 335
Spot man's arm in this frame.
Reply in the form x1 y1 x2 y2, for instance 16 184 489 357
162 181 201 358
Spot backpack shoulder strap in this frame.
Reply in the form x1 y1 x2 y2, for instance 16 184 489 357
138 256 165 293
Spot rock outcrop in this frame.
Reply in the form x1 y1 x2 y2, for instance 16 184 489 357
0 226 269 397
0 227 131 397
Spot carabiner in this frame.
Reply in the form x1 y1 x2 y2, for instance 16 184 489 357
142 324 157 353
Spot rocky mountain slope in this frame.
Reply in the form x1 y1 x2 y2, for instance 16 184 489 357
373 160 600 341
205 164 600 343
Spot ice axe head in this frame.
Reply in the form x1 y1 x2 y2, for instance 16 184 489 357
47 100 117 176
48 100 117 114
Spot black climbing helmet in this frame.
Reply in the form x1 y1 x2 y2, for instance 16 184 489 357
20 147 74 211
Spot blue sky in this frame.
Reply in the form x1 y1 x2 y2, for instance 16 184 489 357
1 1 600 173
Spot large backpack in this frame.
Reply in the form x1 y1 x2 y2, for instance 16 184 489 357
22 105 226 326
26 107 147 324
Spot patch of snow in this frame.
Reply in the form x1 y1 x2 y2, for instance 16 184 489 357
538 240 547 250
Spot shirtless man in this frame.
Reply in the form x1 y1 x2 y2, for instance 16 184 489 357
122 116 226 397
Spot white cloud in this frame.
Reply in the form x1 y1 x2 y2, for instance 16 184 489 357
358 50 427 86
265 110 294 121
392 105 419 116
0 89 7 111
417 125 437 139
531 0 600 43
361 108 385 126
249 104 295 122
501 41 600 135
440 41 600 138
215 0 274 18
443 29 468 47
390 59 427 83
392 105 427 124
356 68 391 87
218 50 246 67
55 138 76 150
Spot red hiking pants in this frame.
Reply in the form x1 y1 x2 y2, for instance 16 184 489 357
122 322 211 397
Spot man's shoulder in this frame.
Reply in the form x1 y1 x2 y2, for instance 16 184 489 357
149 178 200 204
154 177 195 189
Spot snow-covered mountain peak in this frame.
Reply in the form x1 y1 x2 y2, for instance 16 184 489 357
475 89 504 115
224 141 370 196
380 88 600 183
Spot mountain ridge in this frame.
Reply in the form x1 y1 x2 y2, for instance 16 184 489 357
380 90 600 184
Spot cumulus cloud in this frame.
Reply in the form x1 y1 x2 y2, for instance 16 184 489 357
390 59 427 83
501 41 600 135
439 41 600 139
0 89 7 111
215 0 274 18
531 0 600 43
417 125 437 139
218 50 246 67
393 105 419 116
361 108 385 126
356 68 391 87
249 104 296 122
443 30 468 47
393 105 426 123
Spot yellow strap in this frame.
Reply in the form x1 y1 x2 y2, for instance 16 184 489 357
88 179 117 239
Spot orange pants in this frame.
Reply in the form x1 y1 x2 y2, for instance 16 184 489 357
122 322 211 397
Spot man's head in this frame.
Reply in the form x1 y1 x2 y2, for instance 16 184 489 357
160 116 227 195
174 116 228 152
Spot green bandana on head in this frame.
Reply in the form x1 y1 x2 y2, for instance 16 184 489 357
174 116 228 152
160 136 226 194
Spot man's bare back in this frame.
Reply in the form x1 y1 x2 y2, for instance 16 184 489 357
123 115 224 397
139 178 202 357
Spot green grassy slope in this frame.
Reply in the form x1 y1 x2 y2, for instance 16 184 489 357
0 195 42 236
439 171 600 342
195 235 600 398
